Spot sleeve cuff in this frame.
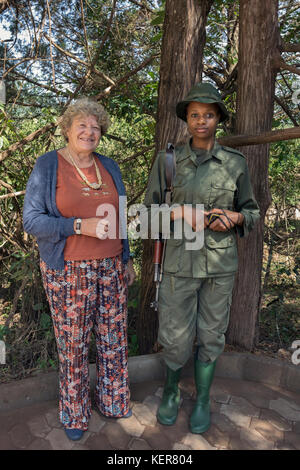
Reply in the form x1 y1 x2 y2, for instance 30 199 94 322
236 212 250 238
61 217 76 237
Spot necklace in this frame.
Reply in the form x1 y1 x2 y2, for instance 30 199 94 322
66 148 102 190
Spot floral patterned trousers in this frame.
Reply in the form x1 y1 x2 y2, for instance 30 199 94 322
40 255 130 430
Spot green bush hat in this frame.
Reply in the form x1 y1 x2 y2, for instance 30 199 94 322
176 82 229 123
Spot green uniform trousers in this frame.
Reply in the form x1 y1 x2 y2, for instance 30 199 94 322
158 273 236 370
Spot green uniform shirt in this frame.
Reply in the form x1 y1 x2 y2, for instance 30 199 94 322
143 139 260 278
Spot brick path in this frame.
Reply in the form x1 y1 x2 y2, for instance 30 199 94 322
0 375 299 450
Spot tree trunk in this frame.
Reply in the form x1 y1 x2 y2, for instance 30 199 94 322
226 0 280 350
137 0 214 354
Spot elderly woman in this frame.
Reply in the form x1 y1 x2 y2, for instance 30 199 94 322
23 98 136 441
144 83 260 434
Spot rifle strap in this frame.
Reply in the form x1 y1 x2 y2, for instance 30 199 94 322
159 143 176 281
165 143 176 206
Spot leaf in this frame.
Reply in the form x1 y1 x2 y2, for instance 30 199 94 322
133 116 144 125
40 313 52 330
0 325 10 340
128 298 138 309
151 32 162 43
33 303 44 311
131 334 138 345
151 9 165 26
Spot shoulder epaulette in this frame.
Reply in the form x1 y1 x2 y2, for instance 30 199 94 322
222 146 245 158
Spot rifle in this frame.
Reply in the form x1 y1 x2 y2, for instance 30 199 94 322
150 143 176 311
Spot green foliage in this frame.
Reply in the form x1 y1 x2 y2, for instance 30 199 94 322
128 330 139 356
150 8 165 26
269 139 300 208
0 325 10 341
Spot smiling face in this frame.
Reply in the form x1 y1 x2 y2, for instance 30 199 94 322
66 114 101 156
186 102 220 148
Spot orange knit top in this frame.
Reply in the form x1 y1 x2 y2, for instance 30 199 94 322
56 152 122 261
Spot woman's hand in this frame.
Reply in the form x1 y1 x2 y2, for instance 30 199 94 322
76 217 110 239
207 208 244 232
125 259 136 286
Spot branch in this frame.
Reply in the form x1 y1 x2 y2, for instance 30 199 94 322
224 64 238 89
105 133 127 145
0 178 13 191
2 58 33 79
280 61 300 76
60 68 92 112
119 144 155 164
279 3 300 27
0 0 10 13
0 190 25 200
127 0 153 13
218 126 300 148
128 183 148 206
203 64 224 88
43 33 116 86
275 95 299 127
80 0 92 62
10 101 52 109
96 53 159 99
273 55 300 76
0 123 56 164
11 71 70 96
4 276 28 328
279 71 296 95
266 225 295 242
46 0 57 91
115 54 159 87
280 42 300 53
76 0 117 97
93 0 117 61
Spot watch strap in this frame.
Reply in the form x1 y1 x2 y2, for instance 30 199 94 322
75 218 82 235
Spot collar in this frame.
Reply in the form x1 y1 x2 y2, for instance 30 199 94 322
176 139 225 165
210 141 226 161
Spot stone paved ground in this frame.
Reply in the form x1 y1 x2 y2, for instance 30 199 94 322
0 375 299 450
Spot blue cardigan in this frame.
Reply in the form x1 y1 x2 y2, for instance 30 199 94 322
23 150 130 270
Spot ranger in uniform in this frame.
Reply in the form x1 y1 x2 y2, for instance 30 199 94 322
143 83 260 434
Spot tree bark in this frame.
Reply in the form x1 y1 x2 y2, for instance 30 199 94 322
137 0 214 354
226 0 280 350
153 0 214 154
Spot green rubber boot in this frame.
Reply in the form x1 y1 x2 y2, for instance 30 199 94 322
157 366 182 426
190 359 217 434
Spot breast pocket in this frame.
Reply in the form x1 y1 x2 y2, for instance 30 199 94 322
209 180 236 208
